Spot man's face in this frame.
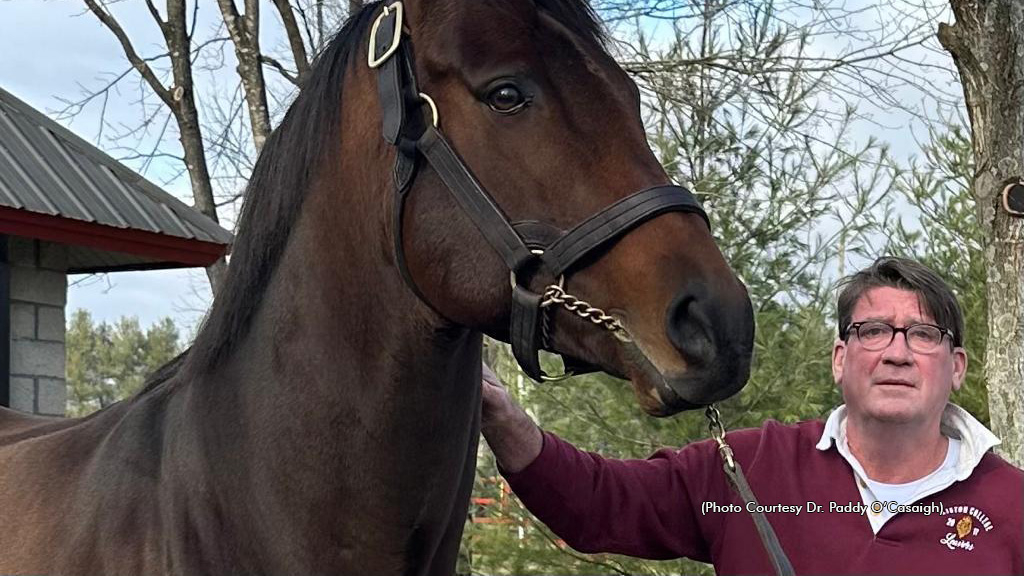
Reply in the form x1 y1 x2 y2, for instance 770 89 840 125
832 286 967 426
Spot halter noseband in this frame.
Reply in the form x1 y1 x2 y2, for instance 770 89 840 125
368 2 710 382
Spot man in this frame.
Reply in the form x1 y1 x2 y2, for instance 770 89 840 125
481 257 1023 575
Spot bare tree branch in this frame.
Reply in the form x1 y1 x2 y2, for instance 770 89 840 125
271 0 312 85
143 0 166 33
82 0 174 109
84 0 227 290
260 55 299 85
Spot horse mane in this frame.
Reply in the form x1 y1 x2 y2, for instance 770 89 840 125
137 0 606 396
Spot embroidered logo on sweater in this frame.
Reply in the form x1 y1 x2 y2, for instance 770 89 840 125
939 505 994 551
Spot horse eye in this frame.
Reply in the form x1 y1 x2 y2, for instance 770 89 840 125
487 84 527 113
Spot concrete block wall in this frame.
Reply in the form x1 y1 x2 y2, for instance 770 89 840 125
7 237 67 416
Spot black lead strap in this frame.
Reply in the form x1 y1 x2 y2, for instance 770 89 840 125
725 463 797 576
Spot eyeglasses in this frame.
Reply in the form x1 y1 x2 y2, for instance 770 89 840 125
844 321 954 353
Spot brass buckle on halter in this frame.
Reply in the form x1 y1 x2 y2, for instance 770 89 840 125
418 92 439 127
368 2 404 69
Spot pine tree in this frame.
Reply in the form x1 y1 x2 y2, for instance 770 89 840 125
66 310 182 417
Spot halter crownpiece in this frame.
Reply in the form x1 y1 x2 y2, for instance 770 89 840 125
367 1 709 382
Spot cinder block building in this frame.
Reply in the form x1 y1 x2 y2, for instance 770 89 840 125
0 87 232 416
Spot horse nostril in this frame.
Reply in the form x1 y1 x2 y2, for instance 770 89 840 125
663 280 756 404
665 290 715 367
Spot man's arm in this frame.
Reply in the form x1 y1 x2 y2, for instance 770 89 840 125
479 363 720 561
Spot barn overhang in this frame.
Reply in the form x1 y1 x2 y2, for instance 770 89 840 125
0 205 228 273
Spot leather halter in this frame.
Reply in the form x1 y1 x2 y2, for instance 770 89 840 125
368 2 709 382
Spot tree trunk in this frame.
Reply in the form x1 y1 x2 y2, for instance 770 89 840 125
166 0 227 294
216 0 273 151
939 2 1024 467
84 0 227 294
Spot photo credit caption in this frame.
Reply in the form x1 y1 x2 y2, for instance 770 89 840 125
701 501 944 516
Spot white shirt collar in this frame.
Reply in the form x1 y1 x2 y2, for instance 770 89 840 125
815 403 1000 481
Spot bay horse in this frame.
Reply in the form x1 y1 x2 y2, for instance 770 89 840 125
0 0 754 573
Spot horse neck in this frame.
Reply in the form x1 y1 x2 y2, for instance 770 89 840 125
174 171 483 568
200 162 482 436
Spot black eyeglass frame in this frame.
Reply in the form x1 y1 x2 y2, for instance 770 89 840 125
843 321 956 353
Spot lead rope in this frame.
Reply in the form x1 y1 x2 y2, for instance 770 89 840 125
707 405 796 576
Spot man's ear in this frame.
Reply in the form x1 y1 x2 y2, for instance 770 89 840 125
832 339 846 388
951 346 968 392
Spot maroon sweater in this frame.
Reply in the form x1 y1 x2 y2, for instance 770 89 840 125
503 420 1024 575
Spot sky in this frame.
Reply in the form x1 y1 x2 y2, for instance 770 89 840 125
0 0 964 338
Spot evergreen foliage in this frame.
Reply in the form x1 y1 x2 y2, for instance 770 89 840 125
65 309 182 417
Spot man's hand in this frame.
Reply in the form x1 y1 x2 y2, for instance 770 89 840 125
480 362 544 473
481 362 517 424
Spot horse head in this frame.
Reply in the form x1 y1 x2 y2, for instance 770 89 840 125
379 0 755 415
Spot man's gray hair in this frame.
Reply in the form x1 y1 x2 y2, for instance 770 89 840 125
837 257 965 347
